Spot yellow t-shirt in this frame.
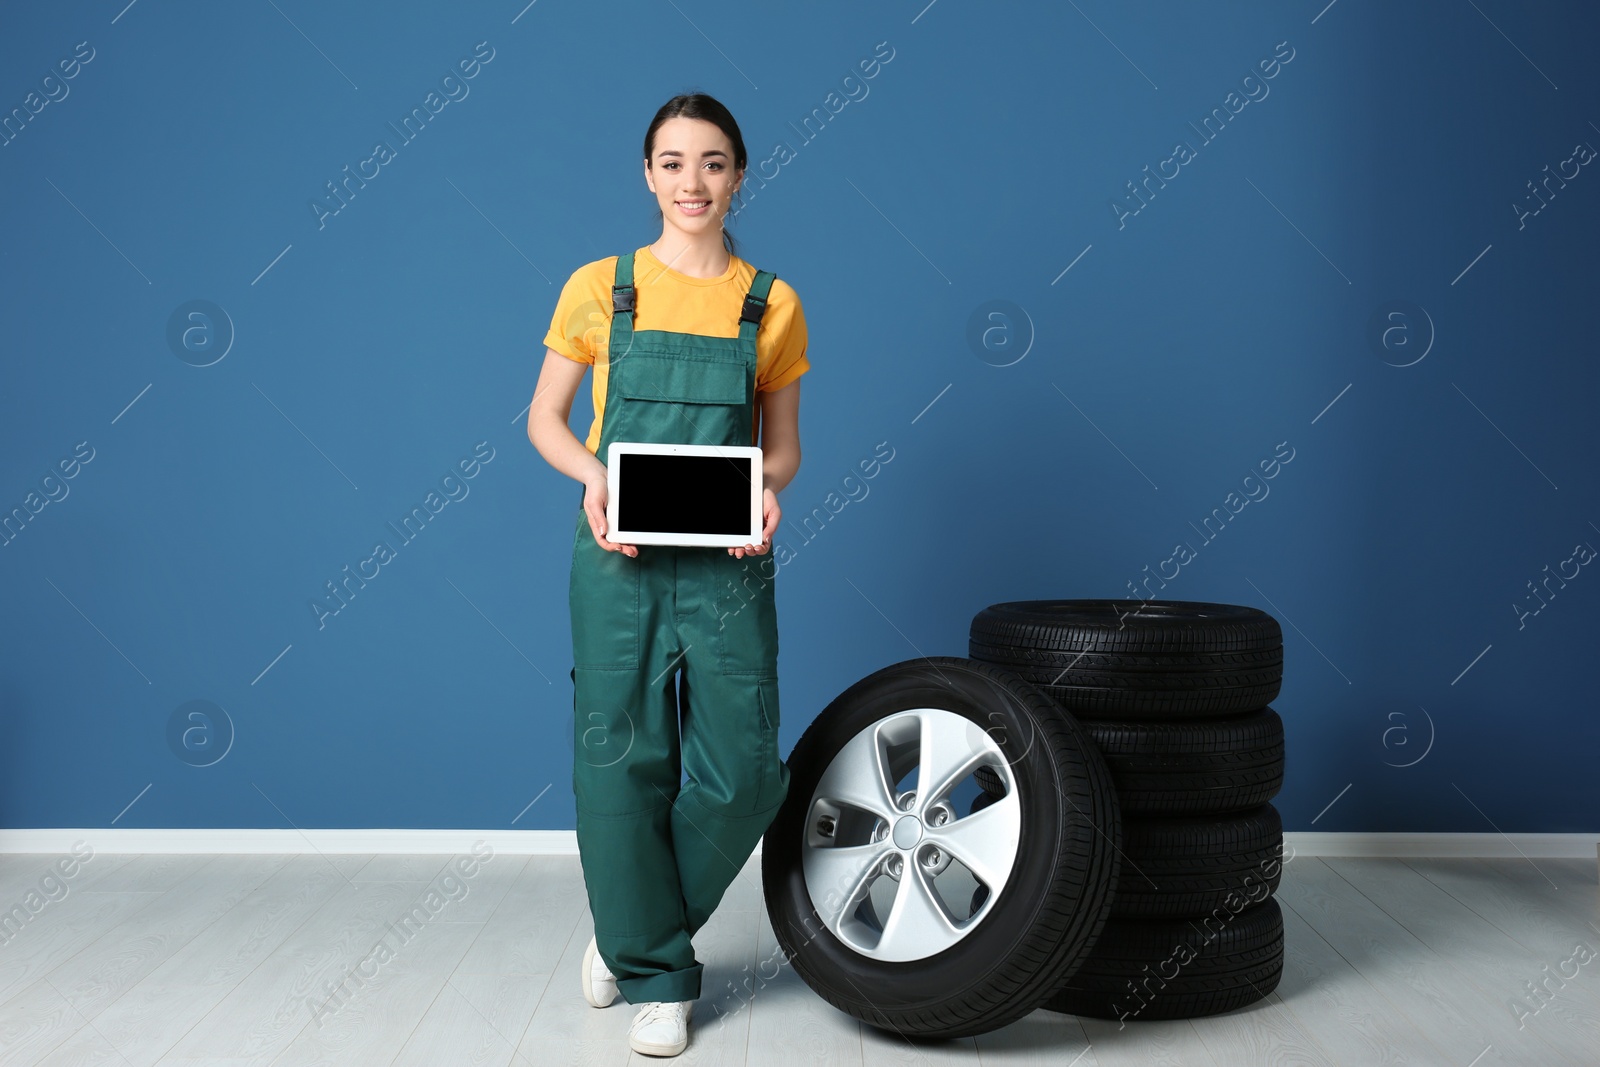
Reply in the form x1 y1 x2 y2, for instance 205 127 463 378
543 244 809 454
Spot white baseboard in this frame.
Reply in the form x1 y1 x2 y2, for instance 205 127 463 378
0 829 583 856
0 829 1595 859
1283 832 1598 860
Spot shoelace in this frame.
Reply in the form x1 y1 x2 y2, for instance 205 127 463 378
634 1001 688 1026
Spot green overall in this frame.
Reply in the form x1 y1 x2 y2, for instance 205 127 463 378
569 251 790 1005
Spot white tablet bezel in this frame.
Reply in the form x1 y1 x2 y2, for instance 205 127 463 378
606 441 764 547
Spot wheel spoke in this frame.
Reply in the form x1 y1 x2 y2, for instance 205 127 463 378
814 726 897 819
803 843 889 928
927 791 1021 890
915 710 990 809
874 864 958 961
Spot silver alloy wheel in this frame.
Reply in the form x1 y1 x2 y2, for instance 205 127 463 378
800 707 1022 962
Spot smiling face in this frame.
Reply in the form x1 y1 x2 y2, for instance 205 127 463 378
644 116 742 240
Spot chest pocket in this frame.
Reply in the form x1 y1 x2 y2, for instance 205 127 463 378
616 354 747 406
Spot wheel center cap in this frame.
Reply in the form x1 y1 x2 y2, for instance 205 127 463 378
892 815 923 849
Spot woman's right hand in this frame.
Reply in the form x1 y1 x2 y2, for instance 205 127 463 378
582 471 638 557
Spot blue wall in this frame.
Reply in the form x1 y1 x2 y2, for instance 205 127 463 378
3 1 1594 833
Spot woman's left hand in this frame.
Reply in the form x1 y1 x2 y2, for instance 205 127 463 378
729 487 779 558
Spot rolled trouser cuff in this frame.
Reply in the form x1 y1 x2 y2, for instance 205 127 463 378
617 962 703 1004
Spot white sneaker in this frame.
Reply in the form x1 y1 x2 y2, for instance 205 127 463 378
628 999 692 1057
581 936 618 1008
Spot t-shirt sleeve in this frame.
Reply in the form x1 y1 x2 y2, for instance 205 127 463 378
757 278 809 392
542 261 609 365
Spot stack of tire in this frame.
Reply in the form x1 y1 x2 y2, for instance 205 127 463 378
968 600 1288 1022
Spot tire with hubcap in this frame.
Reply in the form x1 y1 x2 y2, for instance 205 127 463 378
761 656 1121 1038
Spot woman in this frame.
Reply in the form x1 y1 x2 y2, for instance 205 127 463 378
526 93 807 1058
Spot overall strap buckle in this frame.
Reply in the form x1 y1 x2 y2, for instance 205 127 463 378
612 284 636 315
740 269 776 331
739 293 767 325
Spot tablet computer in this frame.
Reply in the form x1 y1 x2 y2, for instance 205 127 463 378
605 441 764 547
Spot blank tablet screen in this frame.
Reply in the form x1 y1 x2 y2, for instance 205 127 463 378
616 453 753 535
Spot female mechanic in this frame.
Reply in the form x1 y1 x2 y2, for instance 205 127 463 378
526 92 808 1057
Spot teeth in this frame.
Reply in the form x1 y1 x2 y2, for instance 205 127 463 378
679 201 708 208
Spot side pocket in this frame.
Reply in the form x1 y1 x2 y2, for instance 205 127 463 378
709 550 779 676
756 678 788 813
569 510 640 670
756 676 779 732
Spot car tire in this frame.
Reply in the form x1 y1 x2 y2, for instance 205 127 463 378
1085 708 1285 816
1043 897 1284 1021
969 600 1282 719
761 656 1122 1039
1111 805 1284 919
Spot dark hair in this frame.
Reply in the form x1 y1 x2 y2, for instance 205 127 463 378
643 93 747 258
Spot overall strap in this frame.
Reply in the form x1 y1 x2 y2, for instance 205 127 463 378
614 252 775 350
610 252 636 354
739 269 776 348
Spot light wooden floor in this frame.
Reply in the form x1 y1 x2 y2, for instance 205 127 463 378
0 850 1596 1066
